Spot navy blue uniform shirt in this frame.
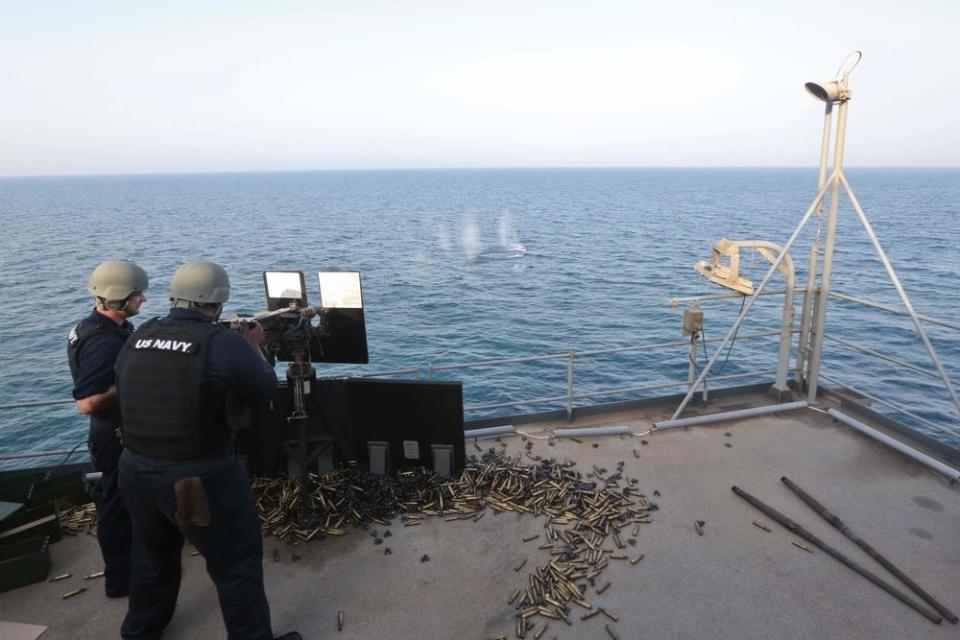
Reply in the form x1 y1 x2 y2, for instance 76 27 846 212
160 308 278 402
72 309 134 400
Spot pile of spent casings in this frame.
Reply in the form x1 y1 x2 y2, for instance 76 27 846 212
253 446 657 638
59 502 99 536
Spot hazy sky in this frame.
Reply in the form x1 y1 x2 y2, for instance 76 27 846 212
2 0 957 175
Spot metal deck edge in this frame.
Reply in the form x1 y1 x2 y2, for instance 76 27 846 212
464 381 776 429
820 386 960 467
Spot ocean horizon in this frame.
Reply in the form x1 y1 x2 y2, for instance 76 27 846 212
3 165 959 180
1 167 958 465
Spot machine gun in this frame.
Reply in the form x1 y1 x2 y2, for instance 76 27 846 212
226 304 324 366
225 270 369 525
224 270 368 366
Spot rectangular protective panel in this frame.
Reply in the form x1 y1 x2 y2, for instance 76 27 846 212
316 308 368 364
345 379 465 473
245 378 465 476
263 271 307 311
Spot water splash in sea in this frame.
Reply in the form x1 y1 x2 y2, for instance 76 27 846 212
462 213 481 262
498 210 527 256
436 219 452 252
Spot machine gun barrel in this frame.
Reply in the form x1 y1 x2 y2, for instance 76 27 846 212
253 304 321 326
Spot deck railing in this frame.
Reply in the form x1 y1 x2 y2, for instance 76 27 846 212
5 286 958 465
815 290 960 440
423 331 781 417
1 317 784 464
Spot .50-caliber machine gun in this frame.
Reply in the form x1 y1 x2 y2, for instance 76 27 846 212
227 271 369 524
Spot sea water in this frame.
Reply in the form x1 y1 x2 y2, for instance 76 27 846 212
1 168 958 464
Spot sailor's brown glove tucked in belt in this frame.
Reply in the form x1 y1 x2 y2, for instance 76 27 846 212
174 477 211 527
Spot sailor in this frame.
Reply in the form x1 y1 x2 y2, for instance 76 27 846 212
114 261 299 640
69 259 149 598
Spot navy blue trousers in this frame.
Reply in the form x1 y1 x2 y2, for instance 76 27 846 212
88 424 132 597
118 449 272 640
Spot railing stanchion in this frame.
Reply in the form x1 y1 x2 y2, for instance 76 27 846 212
688 334 697 395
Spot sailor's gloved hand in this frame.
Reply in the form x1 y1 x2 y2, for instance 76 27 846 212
239 320 266 347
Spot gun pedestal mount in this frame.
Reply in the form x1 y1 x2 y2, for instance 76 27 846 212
284 344 332 527
234 270 369 524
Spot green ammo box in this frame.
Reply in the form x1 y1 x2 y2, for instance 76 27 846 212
0 535 51 593
0 503 62 545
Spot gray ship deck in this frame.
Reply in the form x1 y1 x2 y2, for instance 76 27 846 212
2 391 959 640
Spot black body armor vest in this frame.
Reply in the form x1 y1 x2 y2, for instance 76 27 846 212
67 317 132 430
115 318 230 459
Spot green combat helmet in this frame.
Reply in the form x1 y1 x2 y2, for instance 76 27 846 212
169 261 231 306
88 260 149 309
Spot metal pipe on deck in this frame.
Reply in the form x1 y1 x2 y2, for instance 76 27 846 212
732 484 942 624
552 426 634 438
781 475 958 624
819 372 955 437
655 401 807 430
826 409 960 482
463 425 516 439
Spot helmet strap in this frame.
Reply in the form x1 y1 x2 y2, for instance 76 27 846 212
96 296 124 311
171 299 222 321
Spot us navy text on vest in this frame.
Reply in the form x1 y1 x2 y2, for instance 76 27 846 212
133 338 197 354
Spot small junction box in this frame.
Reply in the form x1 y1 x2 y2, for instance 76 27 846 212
683 308 704 335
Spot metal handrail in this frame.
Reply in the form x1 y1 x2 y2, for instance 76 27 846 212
573 331 783 358
5 283 959 462
820 289 959 428
2 326 786 465
0 398 75 411
427 352 571 372
823 334 959 386
669 288 793 306
0 447 87 462
819 371 957 437
430 331 784 420
0 369 422 412
428 331 782 374
829 291 960 332
575 369 777 401
465 393 570 412
358 366 422 379
464 369 778 413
